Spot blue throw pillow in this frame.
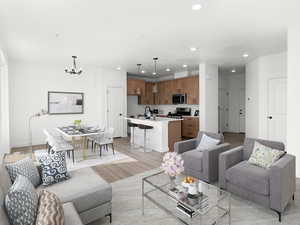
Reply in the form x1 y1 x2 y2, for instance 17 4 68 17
5 175 39 225
6 157 41 187
38 151 70 186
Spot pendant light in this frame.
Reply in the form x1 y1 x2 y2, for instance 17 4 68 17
152 57 158 76
137 64 142 73
152 57 159 93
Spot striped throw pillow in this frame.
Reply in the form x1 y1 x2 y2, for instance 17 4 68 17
36 190 64 225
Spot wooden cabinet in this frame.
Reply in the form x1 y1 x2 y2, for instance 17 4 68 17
182 117 199 138
158 81 172 105
139 82 155 105
127 78 145 96
185 76 199 104
130 75 199 105
168 120 182 152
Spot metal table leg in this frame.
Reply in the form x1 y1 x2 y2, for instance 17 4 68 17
142 179 145 215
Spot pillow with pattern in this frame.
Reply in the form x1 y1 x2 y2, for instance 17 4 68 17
5 175 39 225
38 151 70 186
6 157 41 187
248 141 286 169
36 190 64 225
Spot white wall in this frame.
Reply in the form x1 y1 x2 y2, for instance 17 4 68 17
127 96 145 116
199 63 219 133
287 26 300 177
9 61 127 147
0 49 10 153
245 52 287 139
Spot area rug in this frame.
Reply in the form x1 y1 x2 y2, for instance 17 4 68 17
34 149 137 171
89 169 300 225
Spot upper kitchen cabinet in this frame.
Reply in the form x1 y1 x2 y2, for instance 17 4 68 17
139 82 155 105
186 76 199 104
129 75 199 105
169 76 199 104
127 78 146 95
158 80 172 105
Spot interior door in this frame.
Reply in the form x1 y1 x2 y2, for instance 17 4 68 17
107 87 124 137
267 78 287 143
218 89 229 133
239 88 246 133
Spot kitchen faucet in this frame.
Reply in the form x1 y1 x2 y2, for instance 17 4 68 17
144 106 152 119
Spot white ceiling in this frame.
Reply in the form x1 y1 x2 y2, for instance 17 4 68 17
0 0 293 76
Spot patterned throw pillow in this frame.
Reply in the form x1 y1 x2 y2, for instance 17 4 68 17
6 157 41 187
38 151 70 186
248 141 286 169
5 175 39 225
36 190 64 225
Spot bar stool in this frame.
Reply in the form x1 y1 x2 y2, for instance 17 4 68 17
128 122 138 149
137 124 153 152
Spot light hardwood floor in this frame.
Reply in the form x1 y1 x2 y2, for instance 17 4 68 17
92 137 163 183
9 133 245 183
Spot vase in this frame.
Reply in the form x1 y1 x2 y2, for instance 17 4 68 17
169 175 176 190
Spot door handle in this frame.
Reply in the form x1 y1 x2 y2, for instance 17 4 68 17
119 113 123 116
267 116 273 119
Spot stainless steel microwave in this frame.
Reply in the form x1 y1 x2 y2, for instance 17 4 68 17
172 94 187 104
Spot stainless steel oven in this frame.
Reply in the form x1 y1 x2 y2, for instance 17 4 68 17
172 94 186 104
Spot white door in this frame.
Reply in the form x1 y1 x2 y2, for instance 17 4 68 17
267 78 287 143
218 89 229 133
107 87 124 137
239 88 246 133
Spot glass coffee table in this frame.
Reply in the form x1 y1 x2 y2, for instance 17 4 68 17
142 171 231 225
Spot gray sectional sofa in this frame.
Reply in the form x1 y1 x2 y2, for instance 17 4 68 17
0 154 112 225
174 131 231 183
219 138 296 222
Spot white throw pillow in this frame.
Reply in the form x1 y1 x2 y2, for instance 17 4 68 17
196 134 220 151
248 141 286 169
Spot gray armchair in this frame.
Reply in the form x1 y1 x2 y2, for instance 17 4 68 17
174 131 231 183
219 138 296 222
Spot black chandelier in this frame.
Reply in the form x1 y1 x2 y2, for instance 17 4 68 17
65 56 83 75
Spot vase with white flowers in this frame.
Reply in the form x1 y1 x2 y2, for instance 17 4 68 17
161 152 184 190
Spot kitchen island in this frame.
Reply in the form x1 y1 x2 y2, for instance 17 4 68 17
125 117 182 152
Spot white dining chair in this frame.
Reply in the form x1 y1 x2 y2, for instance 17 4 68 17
87 124 106 151
94 127 115 157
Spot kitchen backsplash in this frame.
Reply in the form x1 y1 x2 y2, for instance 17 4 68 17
127 96 199 116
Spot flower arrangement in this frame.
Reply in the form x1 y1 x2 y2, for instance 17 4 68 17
74 120 82 129
161 152 184 177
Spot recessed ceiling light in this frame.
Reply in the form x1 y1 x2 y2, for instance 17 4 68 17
166 68 171 72
190 47 197 52
116 67 121 71
243 53 249 58
152 72 157 75
183 64 188 68
231 69 236 73
141 70 145 74
192 3 202 10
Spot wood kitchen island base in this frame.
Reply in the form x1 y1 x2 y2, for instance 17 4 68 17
168 120 182 152
126 117 182 152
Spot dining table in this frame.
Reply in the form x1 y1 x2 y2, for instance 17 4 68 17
56 126 103 160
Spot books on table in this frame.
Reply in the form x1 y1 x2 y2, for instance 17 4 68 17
168 187 209 218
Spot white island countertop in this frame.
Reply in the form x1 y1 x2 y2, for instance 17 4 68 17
125 117 182 123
